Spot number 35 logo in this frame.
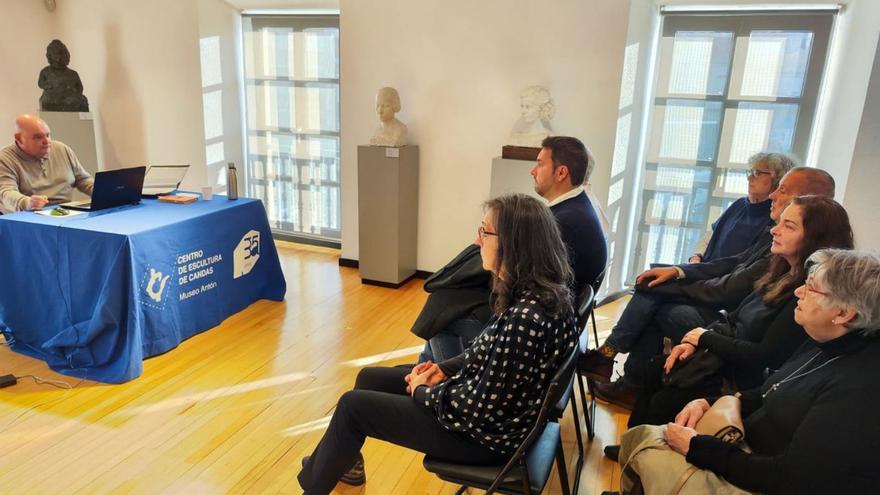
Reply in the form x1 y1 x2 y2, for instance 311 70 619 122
234 230 261 279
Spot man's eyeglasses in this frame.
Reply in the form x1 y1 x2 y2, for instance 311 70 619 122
477 226 498 239
747 169 773 179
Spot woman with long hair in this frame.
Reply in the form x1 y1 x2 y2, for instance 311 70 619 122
297 194 578 494
623 195 854 429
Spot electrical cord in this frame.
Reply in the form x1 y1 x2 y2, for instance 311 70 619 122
15 375 75 390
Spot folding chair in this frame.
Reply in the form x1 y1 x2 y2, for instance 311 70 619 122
575 269 606 440
423 341 581 495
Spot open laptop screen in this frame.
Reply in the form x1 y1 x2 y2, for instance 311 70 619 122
143 165 190 196
61 166 146 211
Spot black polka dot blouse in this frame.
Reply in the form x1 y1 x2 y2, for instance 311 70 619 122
423 293 578 454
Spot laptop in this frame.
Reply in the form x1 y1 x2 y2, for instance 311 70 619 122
61 166 147 211
141 164 190 197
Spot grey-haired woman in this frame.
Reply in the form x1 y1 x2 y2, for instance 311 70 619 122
620 249 880 494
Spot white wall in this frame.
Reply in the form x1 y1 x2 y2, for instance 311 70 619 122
0 0 243 192
844 34 880 250
0 2 59 126
198 0 246 191
339 0 631 270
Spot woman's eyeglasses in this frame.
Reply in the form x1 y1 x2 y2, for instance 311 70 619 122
804 277 830 297
747 169 772 179
477 226 498 239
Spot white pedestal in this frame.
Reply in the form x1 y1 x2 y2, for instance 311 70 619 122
357 145 419 287
489 156 541 200
40 111 100 201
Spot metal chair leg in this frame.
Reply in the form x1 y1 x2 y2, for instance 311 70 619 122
590 304 600 349
555 442 572 495
576 373 595 440
568 386 585 493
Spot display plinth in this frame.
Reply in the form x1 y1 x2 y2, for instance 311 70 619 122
489 156 542 200
357 145 419 287
40 111 100 201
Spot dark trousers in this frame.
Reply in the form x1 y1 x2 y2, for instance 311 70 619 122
605 291 717 383
297 366 507 494
627 356 723 428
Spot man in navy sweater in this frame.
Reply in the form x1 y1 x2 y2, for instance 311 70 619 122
532 136 607 293
414 136 607 362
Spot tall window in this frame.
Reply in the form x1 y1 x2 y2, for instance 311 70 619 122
242 15 341 242
627 11 833 279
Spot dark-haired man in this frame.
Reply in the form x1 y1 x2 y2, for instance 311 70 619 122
413 136 608 362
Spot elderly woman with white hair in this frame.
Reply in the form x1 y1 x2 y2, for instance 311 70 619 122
615 248 880 494
689 152 797 263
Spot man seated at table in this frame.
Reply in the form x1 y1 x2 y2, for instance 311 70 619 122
0 114 93 214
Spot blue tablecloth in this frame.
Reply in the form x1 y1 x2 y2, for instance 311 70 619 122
0 196 287 383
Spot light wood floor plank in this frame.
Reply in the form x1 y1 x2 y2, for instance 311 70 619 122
0 241 629 494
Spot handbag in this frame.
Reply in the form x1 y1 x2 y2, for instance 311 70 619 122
662 311 736 389
661 348 725 388
695 394 744 443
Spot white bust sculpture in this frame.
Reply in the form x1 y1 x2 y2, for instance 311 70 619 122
369 87 408 147
507 85 554 147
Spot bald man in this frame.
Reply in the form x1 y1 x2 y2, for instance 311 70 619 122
0 114 93 213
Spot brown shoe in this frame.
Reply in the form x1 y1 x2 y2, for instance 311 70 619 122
592 380 639 410
578 350 615 382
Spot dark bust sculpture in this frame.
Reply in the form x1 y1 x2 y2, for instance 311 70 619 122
38 39 89 112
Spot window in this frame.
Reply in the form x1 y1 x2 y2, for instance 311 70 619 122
626 11 833 279
242 15 341 242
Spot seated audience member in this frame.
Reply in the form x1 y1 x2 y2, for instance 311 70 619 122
581 167 836 408
413 135 606 362
0 114 93 214
297 194 579 495
615 249 880 495
688 152 795 263
625 195 854 428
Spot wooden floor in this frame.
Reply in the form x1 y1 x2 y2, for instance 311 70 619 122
0 241 631 494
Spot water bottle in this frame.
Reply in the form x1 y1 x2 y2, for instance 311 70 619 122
226 162 238 200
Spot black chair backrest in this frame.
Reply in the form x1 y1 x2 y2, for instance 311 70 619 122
573 285 595 353
486 341 581 493
556 286 593 415
591 268 606 298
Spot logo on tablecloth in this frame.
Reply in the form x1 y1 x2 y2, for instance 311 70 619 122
146 268 170 302
141 264 173 309
233 230 260 279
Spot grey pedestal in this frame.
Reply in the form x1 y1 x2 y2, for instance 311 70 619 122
357 145 419 287
40 111 100 202
489 156 540 200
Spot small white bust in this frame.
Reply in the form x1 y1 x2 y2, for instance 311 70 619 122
369 87 408 147
507 85 554 147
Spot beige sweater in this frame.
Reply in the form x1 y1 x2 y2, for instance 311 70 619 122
0 141 94 213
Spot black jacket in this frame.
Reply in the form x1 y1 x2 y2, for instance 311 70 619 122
409 244 492 340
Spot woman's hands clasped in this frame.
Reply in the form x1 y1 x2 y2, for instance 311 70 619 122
675 398 711 428
665 423 698 456
665 398 709 455
405 361 448 395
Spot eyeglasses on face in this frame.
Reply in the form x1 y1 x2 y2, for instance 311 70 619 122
747 169 773 179
477 226 498 239
804 277 830 297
